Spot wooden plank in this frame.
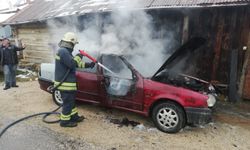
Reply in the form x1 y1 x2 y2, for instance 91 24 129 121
25 46 51 51
17 30 49 34
23 47 50 52
17 22 47 29
228 9 240 102
18 30 49 34
19 41 50 46
23 53 53 59
18 34 49 39
240 48 250 98
24 46 50 51
18 37 49 40
26 49 52 54
18 34 50 40
24 56 55 61
24 50 53 56
17 28 49 34
211 10 224 80
229 49 239 102
22 57 53 63
27 45 50 49
181 15 189 44
19 40 51 45
238 8 250 99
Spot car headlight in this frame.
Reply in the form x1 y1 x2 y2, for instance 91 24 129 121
207 94 216 107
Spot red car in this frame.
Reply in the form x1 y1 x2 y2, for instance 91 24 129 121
38 38 216 133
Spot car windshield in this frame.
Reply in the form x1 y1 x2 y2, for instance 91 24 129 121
102 55 133 79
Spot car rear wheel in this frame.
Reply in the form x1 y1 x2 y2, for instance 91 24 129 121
52 90 63 106
152 102 185 133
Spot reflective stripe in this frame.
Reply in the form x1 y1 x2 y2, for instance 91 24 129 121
78 61 85 68
54 81 77 91
57 86 77 91
60 114 70 121
70 107 78 116
74 55 81 64
72 107 77 112
54 81 76 87
55 55 60 60
74 55 85 68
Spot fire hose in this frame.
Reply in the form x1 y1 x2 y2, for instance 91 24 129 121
0 70 71 138
0 50 114 139
0 107 61 138
79 50 117 76
0 59 73 138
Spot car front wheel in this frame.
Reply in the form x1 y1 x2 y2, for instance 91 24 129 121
152 102 185 133
52 90 63 106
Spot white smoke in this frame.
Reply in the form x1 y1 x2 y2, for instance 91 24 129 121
47 1 176 77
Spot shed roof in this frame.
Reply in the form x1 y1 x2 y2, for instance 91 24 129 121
0 3 29 24
3 0 250 25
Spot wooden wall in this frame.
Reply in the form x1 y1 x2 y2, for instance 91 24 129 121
242 32 250 99
12 23 54 63
10 6 250 100
187 6 250 100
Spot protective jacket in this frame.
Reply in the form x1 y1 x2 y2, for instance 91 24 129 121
54 47 84 91
0 45 24 65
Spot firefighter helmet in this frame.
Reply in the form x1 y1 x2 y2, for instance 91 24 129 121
62 32 79 45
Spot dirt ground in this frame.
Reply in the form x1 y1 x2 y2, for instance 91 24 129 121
0 81 250 150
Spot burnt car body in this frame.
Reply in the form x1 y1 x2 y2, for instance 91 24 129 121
38 37 216 133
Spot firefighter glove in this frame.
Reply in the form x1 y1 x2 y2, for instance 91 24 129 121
76 53 83 59
85 62 95 68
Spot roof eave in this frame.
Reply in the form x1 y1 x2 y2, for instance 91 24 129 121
3 2 250 25
147 3 250 9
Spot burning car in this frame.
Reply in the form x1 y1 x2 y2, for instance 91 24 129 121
38 37 216 133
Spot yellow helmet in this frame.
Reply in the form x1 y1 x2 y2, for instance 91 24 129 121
62 32 79 45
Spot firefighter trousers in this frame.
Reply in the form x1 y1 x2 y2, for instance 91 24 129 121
60 91 77 122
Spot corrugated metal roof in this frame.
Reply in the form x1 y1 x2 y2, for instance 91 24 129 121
0 4 29 24
151 0 250 7
3 0 250 25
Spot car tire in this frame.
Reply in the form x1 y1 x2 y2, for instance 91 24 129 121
152 102 185 133
52 90 63 106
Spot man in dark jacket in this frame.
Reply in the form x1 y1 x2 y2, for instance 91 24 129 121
55 32 95 127
0 38 25 90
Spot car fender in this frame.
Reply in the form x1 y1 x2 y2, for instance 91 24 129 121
143 91 186 116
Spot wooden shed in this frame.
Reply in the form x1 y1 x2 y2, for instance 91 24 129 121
2 0 250 101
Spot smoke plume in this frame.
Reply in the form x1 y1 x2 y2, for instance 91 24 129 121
47 1 177 77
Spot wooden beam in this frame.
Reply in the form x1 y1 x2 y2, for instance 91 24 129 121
238 8 250 99
228 9 240 102
181 15 189 44
229 49 239 102
211 10 224 80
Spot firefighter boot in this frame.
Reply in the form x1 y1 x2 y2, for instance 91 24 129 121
70 114 85 123
60 120 77 127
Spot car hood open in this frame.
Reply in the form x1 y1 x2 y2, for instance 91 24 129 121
151 37 206 79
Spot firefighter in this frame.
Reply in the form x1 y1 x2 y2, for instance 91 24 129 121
55 32 95 127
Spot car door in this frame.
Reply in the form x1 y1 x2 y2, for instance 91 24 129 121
100 54 144 111
76 63 103 104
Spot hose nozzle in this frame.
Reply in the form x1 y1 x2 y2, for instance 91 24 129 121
79 50 97 63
